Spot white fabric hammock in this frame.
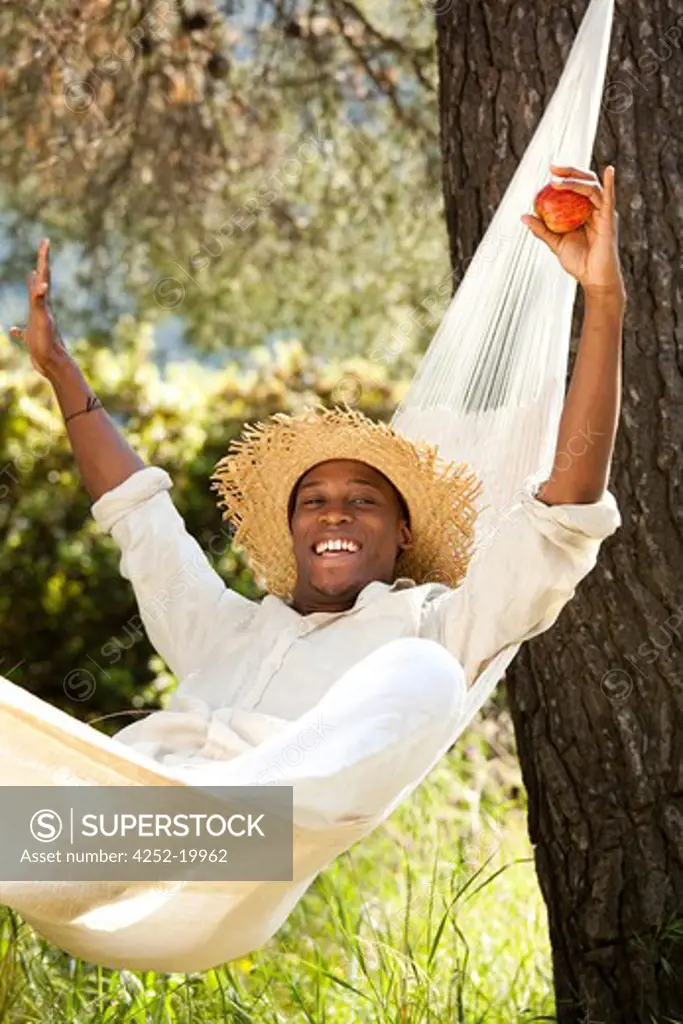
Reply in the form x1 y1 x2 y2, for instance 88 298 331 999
0 0 614 973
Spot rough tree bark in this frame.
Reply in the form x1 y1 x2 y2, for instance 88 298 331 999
437 1 683 1021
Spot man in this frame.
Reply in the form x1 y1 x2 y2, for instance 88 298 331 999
3 163 625 971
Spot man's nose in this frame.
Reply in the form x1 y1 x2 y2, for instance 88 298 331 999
319 506 352 524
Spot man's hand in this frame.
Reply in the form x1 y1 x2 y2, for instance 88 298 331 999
10 239 68 377
522 164 626 301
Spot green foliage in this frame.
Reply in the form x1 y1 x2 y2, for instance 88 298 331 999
0 0 445 356
143 115 448 358
0 324 405 724
0 0 436 242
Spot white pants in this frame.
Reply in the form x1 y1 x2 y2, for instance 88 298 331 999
0 638 467 972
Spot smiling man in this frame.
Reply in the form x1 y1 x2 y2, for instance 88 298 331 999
3 165 626 970
288 459 413 612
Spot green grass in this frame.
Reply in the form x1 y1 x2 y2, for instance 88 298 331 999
0 711 555 1022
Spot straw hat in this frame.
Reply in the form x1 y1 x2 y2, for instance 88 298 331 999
211 403 483 599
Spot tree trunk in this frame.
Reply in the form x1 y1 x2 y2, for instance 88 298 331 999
437 1 683 1020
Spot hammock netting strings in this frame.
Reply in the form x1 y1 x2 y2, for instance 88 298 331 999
0 0 614 973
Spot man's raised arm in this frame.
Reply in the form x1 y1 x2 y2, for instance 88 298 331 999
521 162 626 505
420 164 627 686
10 239 144 499
9 240 253 687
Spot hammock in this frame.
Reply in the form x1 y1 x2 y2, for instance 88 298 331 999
0 0 614 973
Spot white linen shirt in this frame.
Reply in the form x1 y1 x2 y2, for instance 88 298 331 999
91 467 622 725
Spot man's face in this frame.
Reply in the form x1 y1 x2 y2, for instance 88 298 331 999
289 459 413 613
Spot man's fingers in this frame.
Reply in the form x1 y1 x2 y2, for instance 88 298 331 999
27 269 48 304
552 180 603 209
603 165 616 205
37 238 50 286
550 163 598 182
521 214 561 253
9 325 26 343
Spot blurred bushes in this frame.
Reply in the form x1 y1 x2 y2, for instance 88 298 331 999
0 323 404 728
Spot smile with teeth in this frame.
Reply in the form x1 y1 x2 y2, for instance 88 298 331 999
314 538 361 557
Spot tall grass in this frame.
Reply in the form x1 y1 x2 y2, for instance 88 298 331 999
0 713 555 1022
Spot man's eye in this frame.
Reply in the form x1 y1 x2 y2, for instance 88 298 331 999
302 497 373 506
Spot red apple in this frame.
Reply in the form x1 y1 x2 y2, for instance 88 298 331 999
533 182 594 234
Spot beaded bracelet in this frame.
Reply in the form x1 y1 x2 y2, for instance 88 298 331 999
64 395 104 425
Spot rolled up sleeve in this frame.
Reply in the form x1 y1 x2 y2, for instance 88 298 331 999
91 467 252 681
419 483 622 687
